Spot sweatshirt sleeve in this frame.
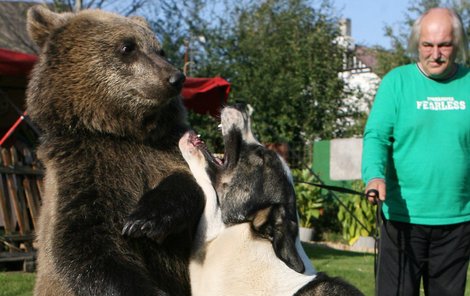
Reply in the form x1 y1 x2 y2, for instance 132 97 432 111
362 72 398 184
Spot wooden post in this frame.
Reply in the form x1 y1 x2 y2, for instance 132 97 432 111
1 148 30 235
0 168 13 234
22 148 41 229
23 179 38 229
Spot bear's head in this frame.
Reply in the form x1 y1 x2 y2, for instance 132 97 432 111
26 5 187 140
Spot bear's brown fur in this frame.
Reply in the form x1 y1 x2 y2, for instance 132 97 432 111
26 5 205 296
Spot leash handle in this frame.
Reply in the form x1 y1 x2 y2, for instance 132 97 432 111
366 189 380 204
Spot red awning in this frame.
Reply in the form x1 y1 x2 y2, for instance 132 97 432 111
0 48 230 117
182 76 230 117
0 48 37 76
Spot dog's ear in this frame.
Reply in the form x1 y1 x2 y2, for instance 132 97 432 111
252 205 305 273
271 206 305 273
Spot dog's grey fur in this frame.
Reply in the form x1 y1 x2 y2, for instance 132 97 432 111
179 104 364 296
216 105 304 273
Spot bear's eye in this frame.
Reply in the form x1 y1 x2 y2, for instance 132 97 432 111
120 42 136 55
158 49 166 57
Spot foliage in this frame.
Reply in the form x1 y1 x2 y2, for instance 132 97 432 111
26 0 367 152
187 112 224 152
51 0 147 15
337 181 377 245
373 42 412 78
311 194 342 240
217 0 359 144
145 0 366 152
146 0 211 69
292 168 325 228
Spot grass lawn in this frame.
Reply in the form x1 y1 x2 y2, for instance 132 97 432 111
303 243 375 295
0 243 469 296
0 271 35 296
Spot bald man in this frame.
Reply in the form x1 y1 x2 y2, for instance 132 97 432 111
362 8 470 296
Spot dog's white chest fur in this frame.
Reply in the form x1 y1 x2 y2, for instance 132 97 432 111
187 155 317 296
190 223 316 296
181 105 362 295
180 130 318 295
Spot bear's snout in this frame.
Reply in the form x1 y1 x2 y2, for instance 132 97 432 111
168 72 186 90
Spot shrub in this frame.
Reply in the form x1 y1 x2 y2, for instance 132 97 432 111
292 168 325 228
337 181 377 245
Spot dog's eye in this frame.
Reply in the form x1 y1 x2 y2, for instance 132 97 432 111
158 49 166 57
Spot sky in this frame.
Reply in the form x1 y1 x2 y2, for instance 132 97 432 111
332 0 412 49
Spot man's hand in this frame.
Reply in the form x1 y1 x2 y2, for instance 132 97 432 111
365 178 386 204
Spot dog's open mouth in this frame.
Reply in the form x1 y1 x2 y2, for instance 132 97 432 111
188 131 204 147
188 131 224 166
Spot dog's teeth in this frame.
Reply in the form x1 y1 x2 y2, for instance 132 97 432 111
218 124 222 129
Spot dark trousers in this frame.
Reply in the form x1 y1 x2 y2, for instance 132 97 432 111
376 219 470 296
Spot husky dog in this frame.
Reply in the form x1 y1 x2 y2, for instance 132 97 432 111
178 104 364 296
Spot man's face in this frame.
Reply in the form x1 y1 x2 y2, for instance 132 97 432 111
418 15 456 78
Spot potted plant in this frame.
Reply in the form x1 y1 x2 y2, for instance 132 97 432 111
292 168 325 242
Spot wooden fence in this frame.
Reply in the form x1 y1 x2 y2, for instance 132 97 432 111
0 146 42 271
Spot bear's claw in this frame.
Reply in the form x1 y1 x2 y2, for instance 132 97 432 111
122 216 171 244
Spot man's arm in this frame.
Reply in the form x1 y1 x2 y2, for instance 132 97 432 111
362 73 397 203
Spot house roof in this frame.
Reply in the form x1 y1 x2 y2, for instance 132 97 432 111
354 45 378 72
0 1 39 54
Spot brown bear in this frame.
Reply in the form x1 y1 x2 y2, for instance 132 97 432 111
26 5 205 296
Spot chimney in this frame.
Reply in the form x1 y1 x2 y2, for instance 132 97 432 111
339 18 351 37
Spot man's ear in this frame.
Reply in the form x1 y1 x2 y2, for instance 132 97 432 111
27 5 72 49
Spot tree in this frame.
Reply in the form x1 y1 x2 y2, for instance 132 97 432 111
167 1 362 155
0 0 149 54
52 0 147 15
4 0 367 156
145 0 366 160
0 1 39 53
240 1 340 142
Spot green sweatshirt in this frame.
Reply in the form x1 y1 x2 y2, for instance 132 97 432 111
362 63 470 225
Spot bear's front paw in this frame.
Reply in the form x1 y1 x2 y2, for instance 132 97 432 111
122 213 174 244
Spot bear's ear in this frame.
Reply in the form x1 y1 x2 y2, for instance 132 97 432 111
27 5 71 48
130 16 151 30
